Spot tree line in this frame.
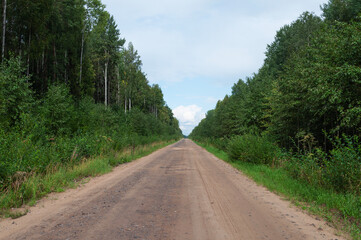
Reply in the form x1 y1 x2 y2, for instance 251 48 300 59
0 0 175 115
190 0 361 195
0 0 182 190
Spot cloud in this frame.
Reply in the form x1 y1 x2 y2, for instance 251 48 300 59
172 105 205 135
105 0 324 86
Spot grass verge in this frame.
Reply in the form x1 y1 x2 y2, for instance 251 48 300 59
0 140 178 218
195 141 361 240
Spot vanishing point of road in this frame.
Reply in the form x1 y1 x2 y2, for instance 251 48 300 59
0 139 344 240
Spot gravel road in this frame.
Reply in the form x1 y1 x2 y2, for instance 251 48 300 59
0 139 345 240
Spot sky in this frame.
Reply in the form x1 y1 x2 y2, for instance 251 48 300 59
102 0 327 135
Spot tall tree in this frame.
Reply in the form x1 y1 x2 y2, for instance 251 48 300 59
119 42 142 112
79 0 104 86
1 0 6 61
322 0 361 23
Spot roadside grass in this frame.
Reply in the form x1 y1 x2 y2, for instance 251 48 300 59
195 141 361 240
0 140 177 218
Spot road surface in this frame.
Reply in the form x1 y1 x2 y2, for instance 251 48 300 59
0 139 344 240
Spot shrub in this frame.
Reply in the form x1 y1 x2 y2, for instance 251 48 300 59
0 56 32 128
284 135 361 194
227 134 280 165
211 138 229 151
324 136 361 194
284 149 325 187
41 84 75 136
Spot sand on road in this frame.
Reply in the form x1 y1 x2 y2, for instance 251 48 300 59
0 139 345 240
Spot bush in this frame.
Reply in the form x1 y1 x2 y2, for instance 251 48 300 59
284 149 325 187
324 136 361 194
41 84 75 136
284 135 361 194
227 134 280 165
0 56 32 128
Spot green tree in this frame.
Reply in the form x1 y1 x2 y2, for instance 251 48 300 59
322 0 361 23
0 57 32 128
41 84 75 136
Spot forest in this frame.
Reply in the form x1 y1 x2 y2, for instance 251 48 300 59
190 0 361 231
0 0 182 207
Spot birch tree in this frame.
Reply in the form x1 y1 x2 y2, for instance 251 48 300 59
80 0 104 85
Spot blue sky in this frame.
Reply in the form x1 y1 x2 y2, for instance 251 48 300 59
102 0 327 135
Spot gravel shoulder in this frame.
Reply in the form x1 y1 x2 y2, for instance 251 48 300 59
0 139 345 240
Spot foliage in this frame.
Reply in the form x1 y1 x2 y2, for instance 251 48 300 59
41 84 76 136
0 96 181 191
0 0 182 193
0 57 32 128
0 0 169 112
326 136 361 194
322 0 361 23
268 20 361 148
285 136 361 194
0 50 181 194
227 135 280 165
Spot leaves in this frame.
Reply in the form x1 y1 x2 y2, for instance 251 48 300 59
0 57 32 128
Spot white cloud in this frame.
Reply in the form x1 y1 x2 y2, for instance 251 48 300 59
105 0 324 86
173 105 205 135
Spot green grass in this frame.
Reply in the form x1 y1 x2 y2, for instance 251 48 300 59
195 141 361 240
0 140 177 217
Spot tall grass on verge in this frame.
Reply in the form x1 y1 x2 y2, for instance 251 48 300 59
0 140 176 217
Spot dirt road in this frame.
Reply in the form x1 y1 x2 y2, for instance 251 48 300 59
0 139 344 240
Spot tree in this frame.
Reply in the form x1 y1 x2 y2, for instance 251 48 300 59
119 42 142 112
0 56 32 128
149 84 164 118
322 0 361 23
41 84 75 135
1 0 6 61
79 0 104 86
267 17 361 149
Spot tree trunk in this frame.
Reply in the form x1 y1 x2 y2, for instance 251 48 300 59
64 50 68 83
117 81 120 105
104 60 108 106
53 43 57 82
27 27 31 77
79 29 85 84
42 49 45 69
2 0 6 62
129 97 131 111
124 92 127 113
116 66 120 105
42 49 45 92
